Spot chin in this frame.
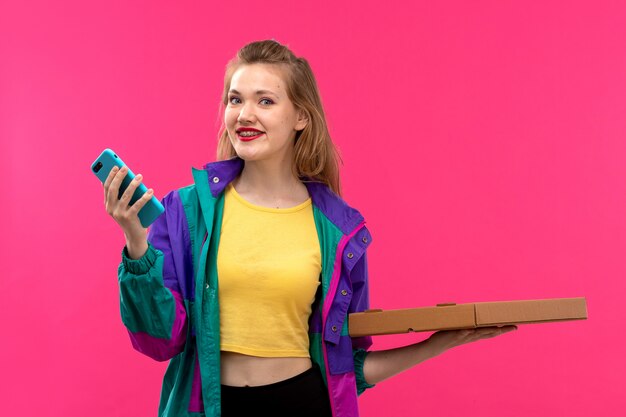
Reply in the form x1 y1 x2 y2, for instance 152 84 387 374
232 146 265 162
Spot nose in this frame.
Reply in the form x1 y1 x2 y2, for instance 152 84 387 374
237 101 256 124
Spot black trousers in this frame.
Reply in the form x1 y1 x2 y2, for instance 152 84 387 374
220 364 333 417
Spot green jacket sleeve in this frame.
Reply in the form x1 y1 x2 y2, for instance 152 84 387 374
117 192 189 362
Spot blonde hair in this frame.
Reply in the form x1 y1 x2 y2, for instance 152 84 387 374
216 39 343 196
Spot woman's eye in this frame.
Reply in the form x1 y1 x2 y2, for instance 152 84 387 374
228 97 273 105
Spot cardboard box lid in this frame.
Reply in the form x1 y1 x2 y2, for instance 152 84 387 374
348 297 587 337
474 298 587 326
348 303 476 337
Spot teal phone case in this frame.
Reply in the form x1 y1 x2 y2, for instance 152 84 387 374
91 148 164 228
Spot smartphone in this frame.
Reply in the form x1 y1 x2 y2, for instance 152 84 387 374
91 148 164 228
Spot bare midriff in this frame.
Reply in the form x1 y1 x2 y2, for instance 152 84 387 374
220 351 313 387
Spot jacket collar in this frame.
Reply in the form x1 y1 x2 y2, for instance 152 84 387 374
201 157 364 235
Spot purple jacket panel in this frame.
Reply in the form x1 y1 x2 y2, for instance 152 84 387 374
125 190 192 361
347 250 373 352
324 227 373 346
304 181 365 235
204 158 245 197
149 190 195 301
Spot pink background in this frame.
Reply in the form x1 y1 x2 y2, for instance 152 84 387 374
1 1 624 416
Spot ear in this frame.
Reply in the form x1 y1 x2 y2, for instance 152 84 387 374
295 108 309 131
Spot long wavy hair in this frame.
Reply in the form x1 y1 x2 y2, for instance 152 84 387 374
216 39 343 196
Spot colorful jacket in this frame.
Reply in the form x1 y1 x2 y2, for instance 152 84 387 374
118 156 375 417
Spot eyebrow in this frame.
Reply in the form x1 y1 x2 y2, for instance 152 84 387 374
228 89 279 98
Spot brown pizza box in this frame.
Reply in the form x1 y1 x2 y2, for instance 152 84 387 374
348 297 587 337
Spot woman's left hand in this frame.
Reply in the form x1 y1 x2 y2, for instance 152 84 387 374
362 325 518 385
426 325 518 355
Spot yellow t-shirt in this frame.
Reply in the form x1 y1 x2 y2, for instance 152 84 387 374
217 183 322 357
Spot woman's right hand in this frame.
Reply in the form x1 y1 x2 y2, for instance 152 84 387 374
103 166 154 259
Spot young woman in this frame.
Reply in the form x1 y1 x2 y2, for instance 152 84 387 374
103 39 516 417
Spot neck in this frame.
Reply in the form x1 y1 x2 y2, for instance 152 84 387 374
235 156 302 197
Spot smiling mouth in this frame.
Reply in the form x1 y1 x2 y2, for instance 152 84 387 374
237 131 265 141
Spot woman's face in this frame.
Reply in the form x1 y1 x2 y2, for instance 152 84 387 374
224 63 307 164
